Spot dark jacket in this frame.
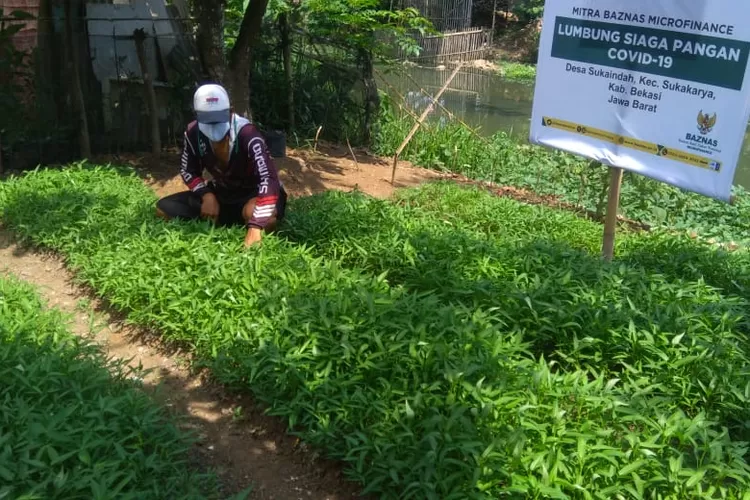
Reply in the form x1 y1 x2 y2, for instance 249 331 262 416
179 114 282 229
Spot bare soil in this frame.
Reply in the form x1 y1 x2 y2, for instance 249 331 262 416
0 143 444 500
102 141 446 200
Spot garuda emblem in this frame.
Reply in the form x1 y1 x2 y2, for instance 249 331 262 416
697 110 717 135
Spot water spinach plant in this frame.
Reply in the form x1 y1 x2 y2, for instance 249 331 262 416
0 272 218 499
373 94 750 249
2 163 750 499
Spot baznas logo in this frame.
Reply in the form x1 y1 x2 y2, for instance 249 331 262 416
697 110 717 135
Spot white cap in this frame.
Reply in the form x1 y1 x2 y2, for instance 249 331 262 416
193 84 231 142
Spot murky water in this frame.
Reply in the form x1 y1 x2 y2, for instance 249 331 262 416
380 65 750 190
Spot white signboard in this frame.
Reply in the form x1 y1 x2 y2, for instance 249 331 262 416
529 1 750 202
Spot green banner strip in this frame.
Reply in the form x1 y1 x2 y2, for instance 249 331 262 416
551 16 750 90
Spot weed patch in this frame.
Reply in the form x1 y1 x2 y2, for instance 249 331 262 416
496 61 537 82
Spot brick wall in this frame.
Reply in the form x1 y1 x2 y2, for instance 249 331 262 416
1 0 40 54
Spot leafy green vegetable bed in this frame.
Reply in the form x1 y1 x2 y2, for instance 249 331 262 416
2 164 750 499
373 95 750 249
0 272 216 499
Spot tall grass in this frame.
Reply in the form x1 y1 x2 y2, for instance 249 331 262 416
372 93 750 248
2 164 750 498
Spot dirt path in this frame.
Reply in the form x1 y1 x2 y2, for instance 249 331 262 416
0 229 371 499
0 146 445 499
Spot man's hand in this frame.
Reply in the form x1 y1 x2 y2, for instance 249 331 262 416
200 192 220 223
244 227 263 248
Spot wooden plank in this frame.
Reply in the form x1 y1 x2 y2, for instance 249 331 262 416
602 167 624 261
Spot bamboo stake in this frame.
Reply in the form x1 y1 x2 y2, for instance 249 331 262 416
390 62 464 185
389 68 491 146
346 136 360 171
601 166 624 261
313 125 322 152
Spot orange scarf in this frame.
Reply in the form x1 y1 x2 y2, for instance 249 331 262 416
213 137 231 169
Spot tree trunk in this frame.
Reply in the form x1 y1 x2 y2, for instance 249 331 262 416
36 0 55 111
279 12 294 131
191 0 269 118
359 48 379 145
226 0 270 119
194 0 227 82
491 0 498 33
226 54 251 119
63 1 91 159
133 29 161 154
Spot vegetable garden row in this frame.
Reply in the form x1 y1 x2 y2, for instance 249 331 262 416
374 94 750 249
2 163 750 498
0 273 217 499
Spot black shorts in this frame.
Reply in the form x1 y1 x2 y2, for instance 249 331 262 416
156 183 287 227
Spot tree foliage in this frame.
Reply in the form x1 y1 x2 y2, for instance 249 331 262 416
510 0 544 23
193 0 433 130
296 0 434 60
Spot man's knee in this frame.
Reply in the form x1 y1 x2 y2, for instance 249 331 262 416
156 191 202 221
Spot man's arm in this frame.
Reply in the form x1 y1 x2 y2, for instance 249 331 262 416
179 126 211 196
245 126 282 231
179 125 220 223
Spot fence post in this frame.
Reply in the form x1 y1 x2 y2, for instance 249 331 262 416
63 1 91 159
602 167 624 261
133 28 161 155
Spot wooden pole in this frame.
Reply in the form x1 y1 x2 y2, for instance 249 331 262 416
601 166 624 262
63 1 91 159
491 0 498 34
391 62 464 185
133 28 161 155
